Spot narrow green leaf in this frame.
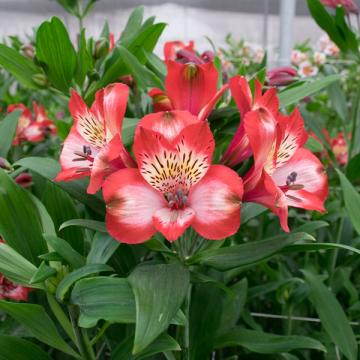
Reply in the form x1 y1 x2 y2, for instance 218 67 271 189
0 335 52 360
87 233 120 265
56 263 113 302
0 243 38 286
282 242 360 255
346 153 360 182
43 234 85 268
0 301 79 358
120 6 145 45
128 263 190 354
0 110 20 157
0 170 47 265
240 203 266 224
302 270 358 360
279 75 340 108
0 44 40 89
36 17 77 92
215 328 326 353
75 28 93 86
190 232 314 271
30 261 57 284
111 333 180 360
336 169 360 235
60 219 107 233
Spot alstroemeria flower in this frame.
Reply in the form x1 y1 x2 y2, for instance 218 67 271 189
7 103 32 145
243 108 328 231
221 76 279 167
55 83 136 194
266 67 297 87
103 119 243 243
149 61 228 122
23 102 57 142
298 61 319 78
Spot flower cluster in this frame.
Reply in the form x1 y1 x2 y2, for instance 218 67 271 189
291 34 340 78
56 46 328 243
7 102 56 145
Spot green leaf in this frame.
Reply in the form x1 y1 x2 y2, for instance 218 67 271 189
0 242 38 286
302 270 358 360
0 301 79 358
128 263 190 354
30 261 57 284
0 335 52 360
75 28 93 86
36 17 77 92
282 242 360 255
346 153 360 182
0 44 40 89
293 220 329 234
42 181 84 254
144 51 166 81
87 232 120 264
60 219 107 233
215 328 326 353
240 203 266 224
123 117 140 147
336 169 360 235
0 110 20 157
120 6 144 45
70 276 186 329
43 234 85 268
111 334 180 360
190 232 314 271
56 263 113 302
0 170 47 265
328 80 348 123
15 157 105 216
279 75 340 108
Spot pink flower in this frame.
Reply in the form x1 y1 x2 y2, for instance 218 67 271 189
103 118 243 243
320 0 359 14
243 108 328 232
55 83 136 194
298 62 319 78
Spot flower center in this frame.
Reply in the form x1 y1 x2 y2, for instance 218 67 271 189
165 189 188 210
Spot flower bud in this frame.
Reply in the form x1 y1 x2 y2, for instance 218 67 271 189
0 157 11 170
94 38 110 59
15 173 33 188
266 66 297 87
21 44 35 59
32 73 48 87
119 75 134 87
201 50 215 63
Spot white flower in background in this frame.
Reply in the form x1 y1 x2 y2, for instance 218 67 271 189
291 50 308 65
253 46 265 64
314 51 326 65
318 34 340 57
298 61 319 78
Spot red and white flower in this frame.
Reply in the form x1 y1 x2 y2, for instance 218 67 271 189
298 61 319 78
243 108 328 231
103 118 243 243
55 83 136 194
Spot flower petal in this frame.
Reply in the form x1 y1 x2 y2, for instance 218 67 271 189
165 61 218 116
229 75 252 118
189 165 243 240
103 168 165 244
103 83 129 141
272 148 328 212
136 110 199 141
153 207 195 241
134 121 214 193
198 84 228 122
55 127 96 182
69 89 106 149
244 170 289 232
148 88 173 112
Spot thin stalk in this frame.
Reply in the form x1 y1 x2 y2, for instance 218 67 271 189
68 305 96 360
90 322 110 346
182 284 192 360
286 304 293 335
329 217 345 283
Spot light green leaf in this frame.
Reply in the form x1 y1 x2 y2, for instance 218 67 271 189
0 110 20 157
59 219 107 233
87 232 119 265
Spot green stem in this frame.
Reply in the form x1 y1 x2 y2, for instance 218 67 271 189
329 217 344 283
68 305 96 360
90 322 110 347
182 284 192 360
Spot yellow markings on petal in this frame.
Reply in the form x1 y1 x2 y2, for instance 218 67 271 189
77 111 106 149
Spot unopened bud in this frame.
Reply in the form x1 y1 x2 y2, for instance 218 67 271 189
21 44 35 59
266 66 297 87
94 38 110 59
0 157 11 170
119 75 134 87
32 73 48 87
15 173 33 188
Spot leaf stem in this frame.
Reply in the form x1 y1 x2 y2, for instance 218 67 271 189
182 284 192 360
